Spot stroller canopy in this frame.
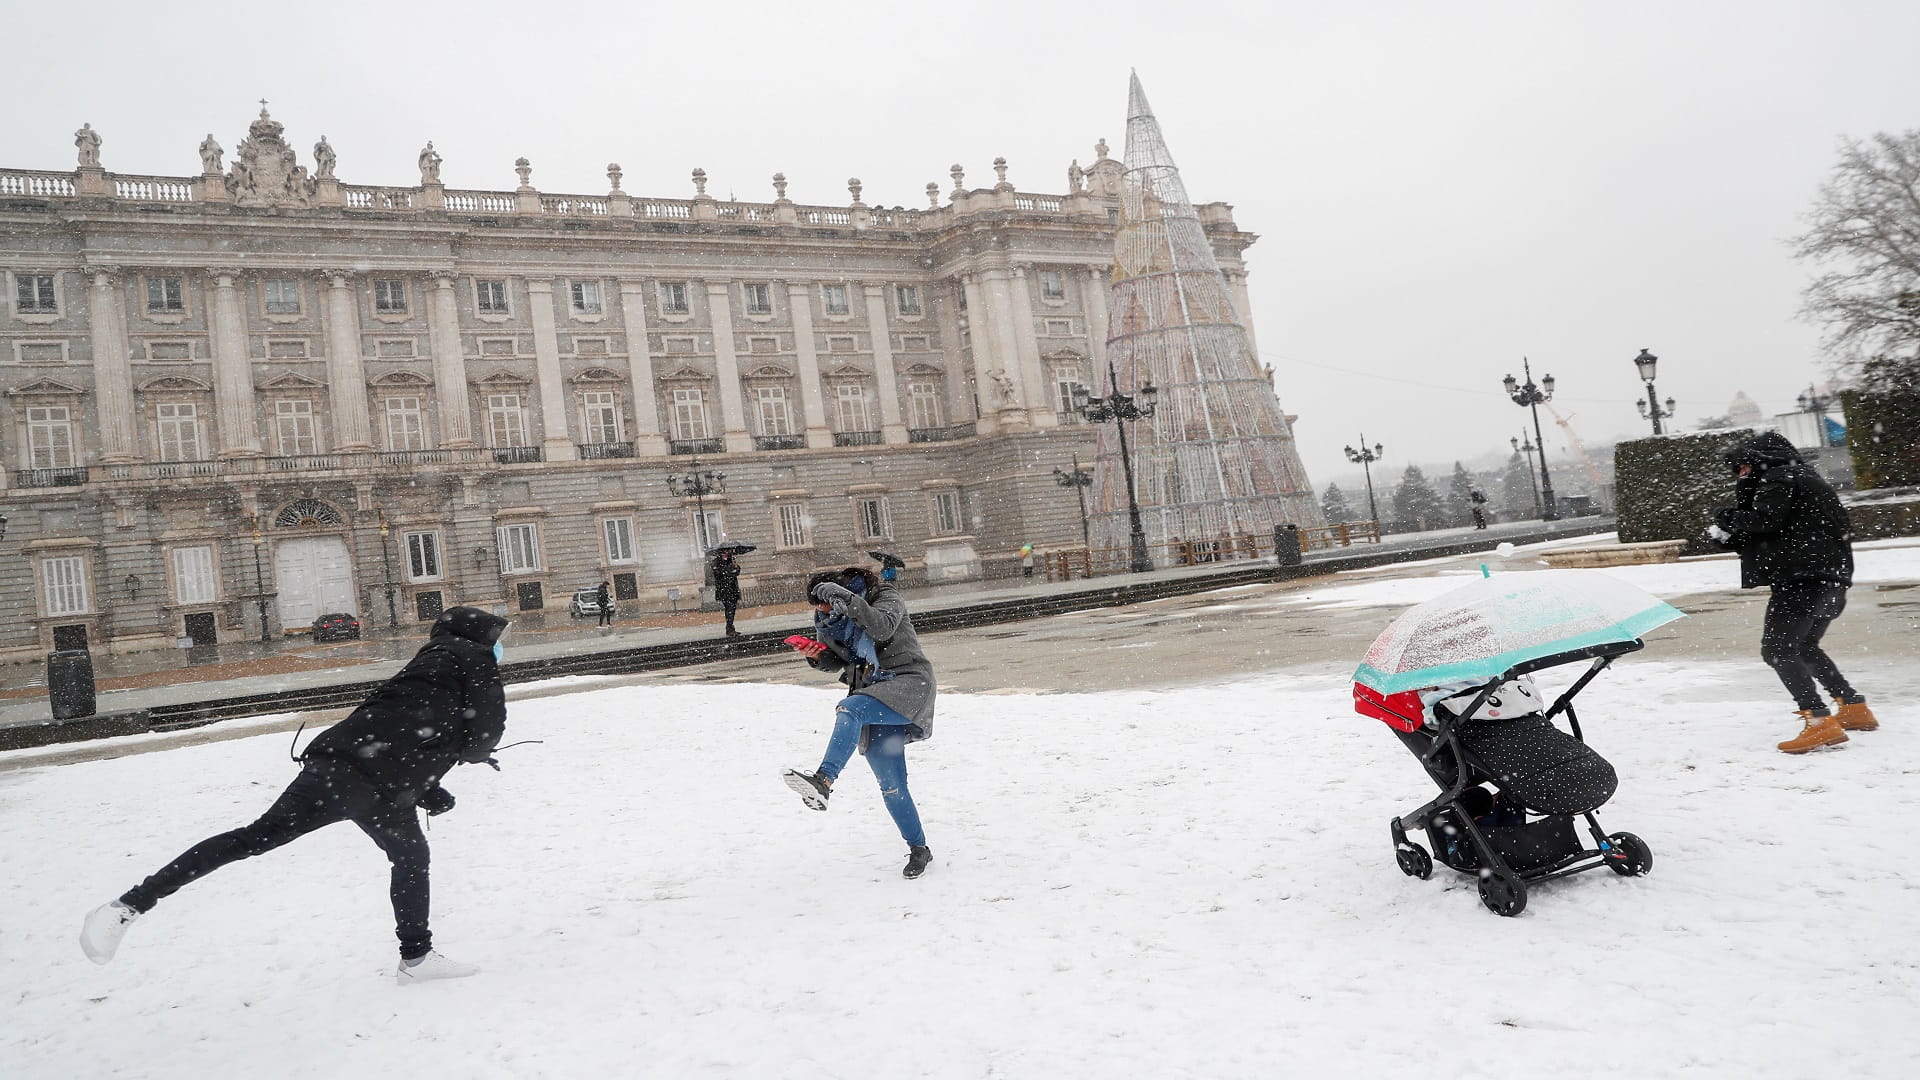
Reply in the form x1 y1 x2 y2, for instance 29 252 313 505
1352 569 1684 696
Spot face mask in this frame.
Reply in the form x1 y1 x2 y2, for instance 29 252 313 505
492 641 504 663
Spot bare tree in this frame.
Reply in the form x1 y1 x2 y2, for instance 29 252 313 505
1792 131 1920 361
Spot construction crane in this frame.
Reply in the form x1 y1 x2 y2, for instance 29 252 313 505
1543 403 1610 492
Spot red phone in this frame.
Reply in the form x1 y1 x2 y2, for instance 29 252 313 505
785 635 819 652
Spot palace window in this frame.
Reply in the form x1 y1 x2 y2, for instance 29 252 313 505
155 401 202 462
373 278 408 314
894 284 921 316
659 281 690 314
263 278 301 314
273 399 318 455
857 496 892 541
1039 269 1065 300
385 396 425 451
833 384 872 432
603 517 636 564
487 393 527 447
27 405 74 469
405 531 442 580
172 546 217 605
475 279 509 314
16 273 58 313
671 388 709 440
581 390 622 443
741 282 773 315
821 283 849 316
42 555 89 615
777 502 811 549
692 508 724 554
755 386 793 436
907 382 942 430
570 280 603 315
496 523 540 573
147 276 184 313
931 489 962 535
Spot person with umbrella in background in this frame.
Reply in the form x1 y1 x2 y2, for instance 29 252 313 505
710 540 753 638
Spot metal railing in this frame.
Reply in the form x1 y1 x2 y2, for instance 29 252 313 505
669 438 723 455
578 441 636 459
753 434 806 451
833 430 883 447
907 423 974 443
1043 522 1385 581
11 466 88 488
491 445 544 464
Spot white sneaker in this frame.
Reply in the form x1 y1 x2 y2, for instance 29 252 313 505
395 950 478 985
81 901 140 965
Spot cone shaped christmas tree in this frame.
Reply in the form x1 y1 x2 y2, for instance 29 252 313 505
1087 73 1322 566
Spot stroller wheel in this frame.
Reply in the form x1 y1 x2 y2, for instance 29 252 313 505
1396 842 1433 880
1604 832 1653 877
1478 870 1528 917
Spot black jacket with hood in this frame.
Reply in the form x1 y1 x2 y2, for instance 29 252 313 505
301 605 510 805
1713 431 1853 589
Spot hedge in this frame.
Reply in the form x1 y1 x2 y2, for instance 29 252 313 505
1840 374 1920 489
1614 429 1754 555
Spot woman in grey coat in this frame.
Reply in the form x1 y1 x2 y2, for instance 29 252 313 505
783 566 937 878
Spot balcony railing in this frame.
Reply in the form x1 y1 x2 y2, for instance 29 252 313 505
492 446 544 465
12 466 89 488
833 430 883 447
753 434 806 451
578 441 636 459
669 438 723 456
907 423 975 444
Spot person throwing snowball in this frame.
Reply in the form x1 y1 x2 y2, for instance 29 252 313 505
80 606 512 983
783 566 937 878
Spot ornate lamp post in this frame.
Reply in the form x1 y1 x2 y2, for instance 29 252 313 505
1632 348 1676 435
1052 453 1094 548
666 456 727 553
1072 360 1158 573
1502 358 1559 521
1511 433 1542 519
1796 384 1837 413
249 516 271 643
1343 437 1386 525
376 506 399 629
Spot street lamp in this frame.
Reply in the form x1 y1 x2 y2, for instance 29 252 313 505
1796 384 1837 413
1511 434 1542 519
1073 360 1158 573
666 456 726 553
376 506 399 629
1052 453 1094 549
249 516 271 643
1343 437 1386 526
1501 358 1559 521
1632 348 1676 435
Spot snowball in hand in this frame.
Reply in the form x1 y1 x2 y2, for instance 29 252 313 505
1495 542 1516 558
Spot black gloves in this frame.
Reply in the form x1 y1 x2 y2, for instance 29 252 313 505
419 786 456 816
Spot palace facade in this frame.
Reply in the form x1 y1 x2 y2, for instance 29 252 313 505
0 109 1266 659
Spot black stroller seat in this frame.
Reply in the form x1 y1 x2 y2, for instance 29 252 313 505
1453 712 1617 816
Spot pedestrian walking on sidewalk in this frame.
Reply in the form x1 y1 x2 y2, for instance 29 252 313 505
1020 542 1035 579
595 580 614 627
1709 431 1878 753
713 549 742 637
782 566 937 879
80 606 512 983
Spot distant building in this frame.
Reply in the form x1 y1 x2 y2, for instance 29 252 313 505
1726 391 1762 427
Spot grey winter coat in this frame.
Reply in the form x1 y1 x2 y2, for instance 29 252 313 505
809 582 935 742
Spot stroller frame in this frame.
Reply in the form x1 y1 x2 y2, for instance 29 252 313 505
1385 639 1653 916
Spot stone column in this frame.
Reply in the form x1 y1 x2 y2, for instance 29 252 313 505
1223 268 1259 358
616 280 668 456
322 271 373 450
784 281 831 448
979 267 1032 430
525 279 578 461
959 273 998 434
1083 264 1112 380
862 282 908 443
208 269 262 457
704 281 751 453
1007 265 1057 428
427 272 474 447
85 266 140 464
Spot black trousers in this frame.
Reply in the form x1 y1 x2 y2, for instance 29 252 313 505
722 600 738 630
120 761 434 959
597 608 613 626
1760 581 1858 713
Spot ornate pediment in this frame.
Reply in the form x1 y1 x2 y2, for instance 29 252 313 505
261 371 326 390
477 369 532 386
6 377 87 397
902 363 944 377
370 370 432 387
744 364 793 379
1042 347 1086 362
226 106 316 209
823 364 870 380
570 367 625 384
138 374 213 393
660 365 710 382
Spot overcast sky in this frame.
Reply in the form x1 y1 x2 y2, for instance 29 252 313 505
5 1 1914 492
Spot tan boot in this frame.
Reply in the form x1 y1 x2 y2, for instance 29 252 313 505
1833 699 1879 731
1778 710 1848 754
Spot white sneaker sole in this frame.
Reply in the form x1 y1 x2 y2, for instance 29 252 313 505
783 770 828 811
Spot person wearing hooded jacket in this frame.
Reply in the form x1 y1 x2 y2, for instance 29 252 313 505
1711 430 1877 753
782 566 937 878
80 606 512 982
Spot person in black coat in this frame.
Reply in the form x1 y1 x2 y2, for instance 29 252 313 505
80 606 512 982
712 550 742 637
595 580 613 627
1711 431 1877 753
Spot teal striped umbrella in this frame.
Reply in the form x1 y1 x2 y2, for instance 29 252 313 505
1352 569 1685 694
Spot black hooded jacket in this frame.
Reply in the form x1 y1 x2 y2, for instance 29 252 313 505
1714 431 1853 588
712 555 742 602
301 605 510 805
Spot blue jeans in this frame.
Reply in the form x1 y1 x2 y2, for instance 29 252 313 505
818 695 926 847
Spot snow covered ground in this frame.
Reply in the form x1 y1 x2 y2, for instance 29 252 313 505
5 640 1920 1077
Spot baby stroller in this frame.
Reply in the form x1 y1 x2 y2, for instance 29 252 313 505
1350 568 1681 916
1355 646 1651 916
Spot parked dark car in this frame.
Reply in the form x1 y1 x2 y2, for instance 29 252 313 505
311 612 362 642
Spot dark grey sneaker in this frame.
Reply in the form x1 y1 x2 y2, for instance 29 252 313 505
903 845 934 879
783 769 830 811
